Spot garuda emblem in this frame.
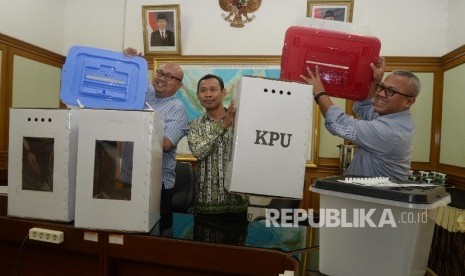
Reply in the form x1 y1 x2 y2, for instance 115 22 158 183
219 0 262 28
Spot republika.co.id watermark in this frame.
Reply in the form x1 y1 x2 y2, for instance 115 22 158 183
265 208 429 228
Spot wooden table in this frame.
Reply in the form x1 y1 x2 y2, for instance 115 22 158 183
0 195 311 275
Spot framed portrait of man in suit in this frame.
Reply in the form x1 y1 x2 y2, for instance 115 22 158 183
142 5 182 55
306 0 354 22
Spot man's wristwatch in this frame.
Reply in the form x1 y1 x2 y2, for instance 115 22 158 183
314 91 328 104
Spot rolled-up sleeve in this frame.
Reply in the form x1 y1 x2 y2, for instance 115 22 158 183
325 105 358 142
325 103 394 155
163 103 189 146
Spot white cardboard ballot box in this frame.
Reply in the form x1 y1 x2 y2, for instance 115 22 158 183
8 108 79 222
74 109 163 232
225 76 313 199
311 177 451 276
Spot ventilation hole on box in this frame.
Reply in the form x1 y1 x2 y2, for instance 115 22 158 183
48 118 52 122
27 118 31 121
265 88 292 95
34 118 38 122
41 118 45 122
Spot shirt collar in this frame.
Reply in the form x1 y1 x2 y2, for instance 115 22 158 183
155 92 177 101
202 107 228 122
382 109 411 118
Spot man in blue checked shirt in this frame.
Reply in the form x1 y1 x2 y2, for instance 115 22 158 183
301 57 421 181
120 48 189 213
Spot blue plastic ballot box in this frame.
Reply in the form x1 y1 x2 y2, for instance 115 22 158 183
60 45 148 110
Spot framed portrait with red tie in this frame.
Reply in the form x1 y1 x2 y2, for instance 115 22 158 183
142 5 182 55
306 0 354 22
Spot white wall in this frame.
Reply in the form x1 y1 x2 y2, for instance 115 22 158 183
122 0 450 57
0 0 65 53
0 0 458 57
123 0 311 55
447 0 465 52
62 0 126 55
354 0 448 56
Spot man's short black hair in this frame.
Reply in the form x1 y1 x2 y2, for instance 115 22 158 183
324 10 335 18
157 13 167 21
197 74 225 92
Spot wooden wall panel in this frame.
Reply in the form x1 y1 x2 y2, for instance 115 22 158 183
0 32 463 192
0 34 65 183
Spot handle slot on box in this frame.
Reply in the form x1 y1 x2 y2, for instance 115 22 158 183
306 60 349 70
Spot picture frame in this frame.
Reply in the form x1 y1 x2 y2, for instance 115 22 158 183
306 0 354 22
142 5 182 55
153 56 320 167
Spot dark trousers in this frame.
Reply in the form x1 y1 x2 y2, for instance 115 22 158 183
160 185 173 213
193 211 249 245
159 185 173 235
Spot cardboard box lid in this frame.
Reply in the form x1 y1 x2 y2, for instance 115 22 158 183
280 26 381 101
311 176 450 205
60 46 148 110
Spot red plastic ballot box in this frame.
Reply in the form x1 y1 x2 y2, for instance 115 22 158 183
280 26 381 101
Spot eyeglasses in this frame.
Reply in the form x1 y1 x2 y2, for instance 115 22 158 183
155 69 182 82
375 83 415 98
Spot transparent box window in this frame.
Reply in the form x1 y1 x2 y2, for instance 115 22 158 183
93 140 133 200
22 137 54 192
